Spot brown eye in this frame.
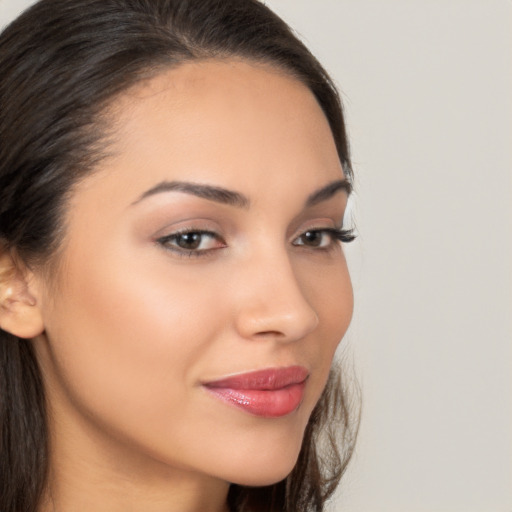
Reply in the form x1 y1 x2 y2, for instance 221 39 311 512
175 232 203 250
302 231 323 247
293 230 333 249
157 230 225 256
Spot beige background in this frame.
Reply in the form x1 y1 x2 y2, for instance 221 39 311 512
1 1 511 511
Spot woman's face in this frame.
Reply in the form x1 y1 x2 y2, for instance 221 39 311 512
33 60 353 488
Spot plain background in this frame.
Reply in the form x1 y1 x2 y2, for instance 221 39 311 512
1 1 510 511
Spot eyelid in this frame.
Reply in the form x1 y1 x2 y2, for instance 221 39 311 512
151 216 222 237
291 208 355 242
289 217 339 240
152 215 355 260
292 227 356 247
154 225 227 258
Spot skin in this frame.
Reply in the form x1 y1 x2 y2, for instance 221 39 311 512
25 60 353 511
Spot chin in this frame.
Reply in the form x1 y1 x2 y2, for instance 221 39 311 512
238 467 297 488
225 441 303 487
230 468 297 488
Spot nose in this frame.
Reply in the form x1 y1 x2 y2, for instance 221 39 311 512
233 252 319 342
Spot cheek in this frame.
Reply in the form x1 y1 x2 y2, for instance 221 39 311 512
323 266 353 350
41 243 229 443
293 254 353 409
38 235 353 483
300 253 353 352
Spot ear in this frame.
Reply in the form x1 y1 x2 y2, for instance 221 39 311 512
0 249 45 339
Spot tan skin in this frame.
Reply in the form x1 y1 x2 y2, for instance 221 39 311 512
0 60 353 511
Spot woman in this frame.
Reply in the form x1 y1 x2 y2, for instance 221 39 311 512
0 0 358 510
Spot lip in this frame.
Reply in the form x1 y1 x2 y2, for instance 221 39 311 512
202 366 309 418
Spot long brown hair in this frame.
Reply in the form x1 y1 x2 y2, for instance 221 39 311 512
0 1 358 510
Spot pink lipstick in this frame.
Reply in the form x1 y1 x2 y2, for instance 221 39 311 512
203 366 309 418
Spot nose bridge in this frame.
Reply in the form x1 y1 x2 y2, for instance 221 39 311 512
234 245 319 342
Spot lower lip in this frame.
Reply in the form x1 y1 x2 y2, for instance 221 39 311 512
204 382 306 418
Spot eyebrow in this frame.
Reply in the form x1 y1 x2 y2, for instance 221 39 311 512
133 181 250 209
132 178 351 209
305 179 352 207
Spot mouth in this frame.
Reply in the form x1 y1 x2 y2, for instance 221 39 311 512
202 366 309 418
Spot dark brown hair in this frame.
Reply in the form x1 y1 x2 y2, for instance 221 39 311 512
0 1 358 510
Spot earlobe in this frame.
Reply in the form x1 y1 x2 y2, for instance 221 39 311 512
0 250 45 339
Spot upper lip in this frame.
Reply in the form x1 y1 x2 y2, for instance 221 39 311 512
203 365 309 390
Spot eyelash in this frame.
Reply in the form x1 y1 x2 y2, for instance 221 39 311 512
303 227 356 245
156 229 225 258
156 227 356 258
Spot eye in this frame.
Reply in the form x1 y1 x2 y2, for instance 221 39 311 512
293 229 333 248
156 230 225 256
293 228 355 249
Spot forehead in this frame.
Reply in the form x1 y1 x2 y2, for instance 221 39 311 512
74 59 344 215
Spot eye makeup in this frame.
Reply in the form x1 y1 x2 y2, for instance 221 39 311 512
154 224 355 259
